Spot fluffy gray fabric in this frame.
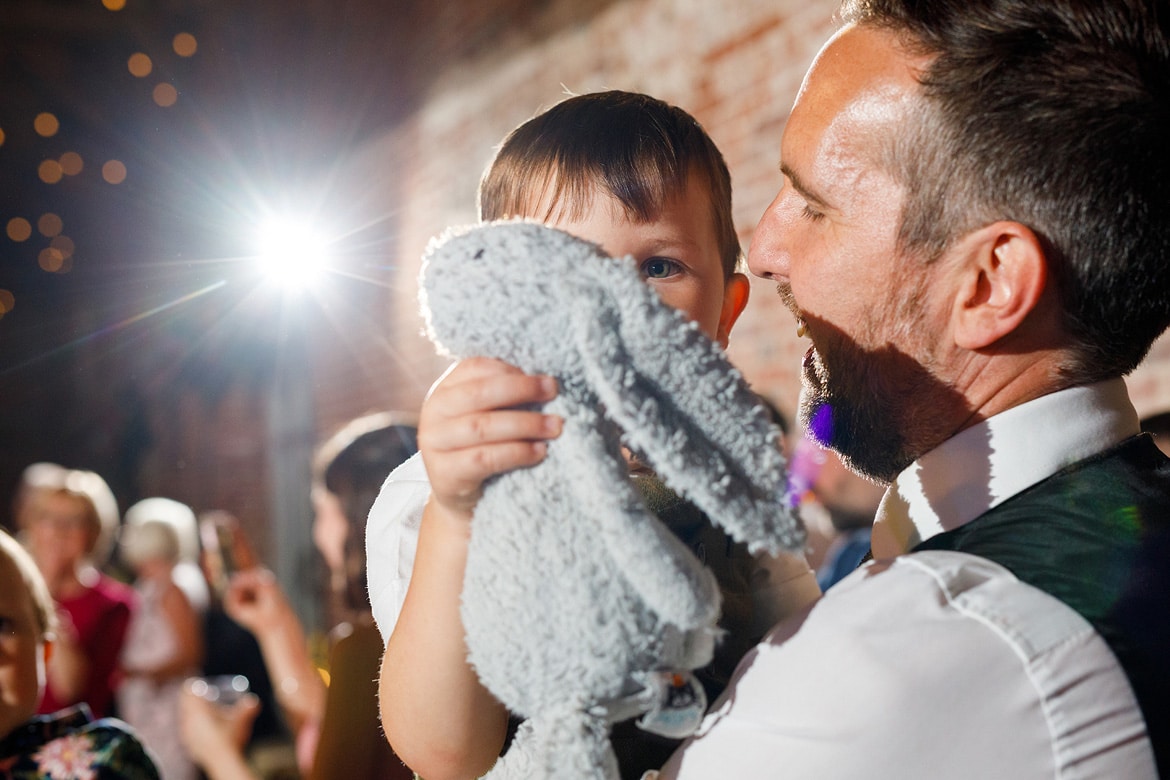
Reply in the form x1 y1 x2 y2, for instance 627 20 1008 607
419 221 803 779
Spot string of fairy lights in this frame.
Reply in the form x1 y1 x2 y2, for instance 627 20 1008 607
0 1 199 322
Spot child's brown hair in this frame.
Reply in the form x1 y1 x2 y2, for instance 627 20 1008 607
478 90 741 278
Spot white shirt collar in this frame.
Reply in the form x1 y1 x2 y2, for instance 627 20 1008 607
871 379 1140 558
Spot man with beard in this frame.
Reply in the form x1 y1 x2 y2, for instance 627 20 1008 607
652 1 1170 777
374 1 1169 776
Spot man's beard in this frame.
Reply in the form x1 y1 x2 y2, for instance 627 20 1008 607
781 279 947 483
797 345 919 484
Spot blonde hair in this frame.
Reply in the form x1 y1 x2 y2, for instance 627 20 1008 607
19 465 120 564
0 528 58 638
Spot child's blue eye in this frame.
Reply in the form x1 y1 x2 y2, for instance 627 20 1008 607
642 257 681 279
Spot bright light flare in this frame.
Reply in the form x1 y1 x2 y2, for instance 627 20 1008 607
255 219 330 290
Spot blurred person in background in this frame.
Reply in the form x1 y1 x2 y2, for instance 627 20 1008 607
1141 409 1170 458
0 527 160 779
118 497 208 780
198 510 298 779
15 463 135 720
180 412 418 780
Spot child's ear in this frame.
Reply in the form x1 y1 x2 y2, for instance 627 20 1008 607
716 272 751 348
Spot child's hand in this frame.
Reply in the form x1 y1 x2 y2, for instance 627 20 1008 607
420 357 562 517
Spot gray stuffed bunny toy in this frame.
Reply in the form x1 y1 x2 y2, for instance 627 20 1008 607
419 221 804 779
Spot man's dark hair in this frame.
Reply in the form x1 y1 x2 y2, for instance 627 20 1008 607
479 90 742 278
841 0 1170 384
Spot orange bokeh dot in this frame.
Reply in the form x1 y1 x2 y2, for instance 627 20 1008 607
38 247 64 272
60 151 84 176
50 235 75 259
102 0 126 10
102 160 128 184
0 128 5 147
38 159 64 184
7 218 32 242
0 289 14 314
38 213 63 237
153 83 178 107
34 112 59 137
173 33 197 57
128 52 153 77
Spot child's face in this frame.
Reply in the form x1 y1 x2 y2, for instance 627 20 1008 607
24 493 94 579
0 555 47 739
534 175 748 348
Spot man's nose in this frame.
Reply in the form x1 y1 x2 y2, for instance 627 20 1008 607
747 190 790 281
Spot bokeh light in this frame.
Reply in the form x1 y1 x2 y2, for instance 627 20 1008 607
0 128 5 147
153 83 178 107
0 289 14 315
102 160 127 184
173 33 198 57
60 151 84 176
38 159 64 184
128 53 153 77
7 218 32 242
102 0 127 9
38 213 63 237
34 112 59 137
38 247 65 273
50 235 76 259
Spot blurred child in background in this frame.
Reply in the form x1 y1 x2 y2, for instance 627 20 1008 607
0 527 159 779
118 498 207 780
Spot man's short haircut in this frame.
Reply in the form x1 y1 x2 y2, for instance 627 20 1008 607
479 90 742 278
840 0 1170 384
0 528 58 639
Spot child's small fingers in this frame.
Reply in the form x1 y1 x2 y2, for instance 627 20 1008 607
430 368 557 418
424 410 561 453
433 441 550 512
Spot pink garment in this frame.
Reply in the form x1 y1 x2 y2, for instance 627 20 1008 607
39 573 134 718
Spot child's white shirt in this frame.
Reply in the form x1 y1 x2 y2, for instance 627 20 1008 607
365 451 430 643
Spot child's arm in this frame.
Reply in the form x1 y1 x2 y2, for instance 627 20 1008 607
378 357 561 780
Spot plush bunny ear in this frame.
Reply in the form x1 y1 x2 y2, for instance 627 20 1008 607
573 259 804 557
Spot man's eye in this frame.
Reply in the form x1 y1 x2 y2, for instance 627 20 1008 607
800 204 825 222
642 257 681 279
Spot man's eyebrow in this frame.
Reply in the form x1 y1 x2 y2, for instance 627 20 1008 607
779 163 833 210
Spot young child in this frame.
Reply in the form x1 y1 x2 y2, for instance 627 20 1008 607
0 528 160 778
117 498 206 780
370 90 821 779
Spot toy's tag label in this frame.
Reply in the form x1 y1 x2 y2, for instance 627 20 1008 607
635 671 707 739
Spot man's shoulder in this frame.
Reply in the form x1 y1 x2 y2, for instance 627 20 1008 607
661 551 1156 779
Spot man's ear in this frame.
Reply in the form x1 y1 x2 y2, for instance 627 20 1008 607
950 222 1048 351
716 272 751 349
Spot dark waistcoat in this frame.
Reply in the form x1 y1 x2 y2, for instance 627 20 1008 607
915 435 1170 774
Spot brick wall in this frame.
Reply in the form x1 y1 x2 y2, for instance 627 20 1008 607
313 0 1170 438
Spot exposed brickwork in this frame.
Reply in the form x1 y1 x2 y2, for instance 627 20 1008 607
327 0 1169 432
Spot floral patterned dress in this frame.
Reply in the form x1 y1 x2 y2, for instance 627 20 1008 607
0 705 159 780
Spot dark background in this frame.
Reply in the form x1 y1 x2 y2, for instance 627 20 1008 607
0 0 424 525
